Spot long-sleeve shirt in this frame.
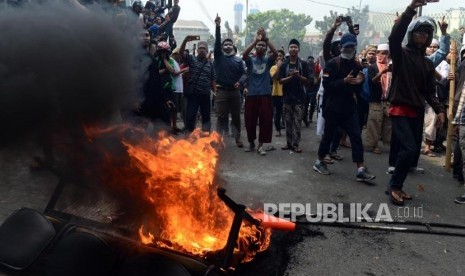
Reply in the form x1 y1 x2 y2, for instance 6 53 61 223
388 6 444 115
213 26 245 88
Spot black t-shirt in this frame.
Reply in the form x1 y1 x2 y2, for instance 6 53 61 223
279 59 309 104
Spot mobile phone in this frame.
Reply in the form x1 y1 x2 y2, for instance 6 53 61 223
351 68 360 76
340 16 351 22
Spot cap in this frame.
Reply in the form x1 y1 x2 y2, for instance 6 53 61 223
430 38 439 47
340 33 357 48
377 43 389 51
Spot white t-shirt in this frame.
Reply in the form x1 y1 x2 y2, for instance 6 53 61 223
172 60 183 93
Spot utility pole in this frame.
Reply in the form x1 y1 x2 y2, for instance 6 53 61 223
245 0 249 44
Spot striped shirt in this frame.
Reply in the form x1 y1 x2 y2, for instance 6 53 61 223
185 55 216 95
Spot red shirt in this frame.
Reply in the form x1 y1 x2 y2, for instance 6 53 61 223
388 104 417 118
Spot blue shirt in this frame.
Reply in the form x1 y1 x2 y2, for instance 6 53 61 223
245 56 274 96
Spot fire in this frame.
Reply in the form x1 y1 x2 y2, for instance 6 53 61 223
87 126 273 261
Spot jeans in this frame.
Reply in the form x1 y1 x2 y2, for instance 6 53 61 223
318 112 363 163
185 93 211 132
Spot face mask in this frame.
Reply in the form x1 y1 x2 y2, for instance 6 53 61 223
340 47 356 60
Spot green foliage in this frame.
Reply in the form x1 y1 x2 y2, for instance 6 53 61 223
245 9 312 51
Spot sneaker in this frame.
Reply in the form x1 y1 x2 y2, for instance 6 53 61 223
244 142 255 152
313 161 330 175
257 146 267 156
454 194 465 204
387 166 395 174
409 167 425 174
356 167 376 182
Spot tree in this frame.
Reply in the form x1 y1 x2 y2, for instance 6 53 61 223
245 9 312 53
315 5 375 51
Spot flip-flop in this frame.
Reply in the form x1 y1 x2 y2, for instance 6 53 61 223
389 190 404 206
422 150 437 157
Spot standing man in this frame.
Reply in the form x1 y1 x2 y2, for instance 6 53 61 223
270 49 285 137
214 14 245 148
242 27 278 155
279 39 309 152
313 33 375 182
364 43 392 154
180 36 216 133
387 0 445 205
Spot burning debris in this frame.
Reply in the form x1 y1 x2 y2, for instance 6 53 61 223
84 124 272 266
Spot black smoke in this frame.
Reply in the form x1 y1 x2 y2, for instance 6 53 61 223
0 0 144 143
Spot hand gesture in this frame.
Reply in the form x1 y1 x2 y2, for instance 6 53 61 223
438 16 448 35
409 0 426 9
334 16 343 29
290 69 300 78
394 12 399 24
344 71 364 85
215 14 221 26
447 71 455 82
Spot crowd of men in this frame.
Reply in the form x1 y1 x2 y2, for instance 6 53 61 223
130 0 465 206
13 0 462 207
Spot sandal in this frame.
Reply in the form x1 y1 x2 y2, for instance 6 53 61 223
329 154 343 160
282 144 293 150
323 156 334 164
389 190 404 206
422 150 437 157
293 146 302 153
400 190 412 200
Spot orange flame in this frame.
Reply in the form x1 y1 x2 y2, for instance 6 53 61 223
94 127 274 262
81 124 271 264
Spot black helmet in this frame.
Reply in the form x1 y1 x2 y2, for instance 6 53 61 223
407 16 437 48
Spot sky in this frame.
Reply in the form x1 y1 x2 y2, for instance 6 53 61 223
173 0 463 33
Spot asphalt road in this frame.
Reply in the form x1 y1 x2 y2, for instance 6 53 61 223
1 117 465 276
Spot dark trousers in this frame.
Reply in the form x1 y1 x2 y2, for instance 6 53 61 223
216 88 242 139
309 92 317 122
389 112 424 167
185 93 211 132
272 96 284 131
389 116 424 190
318 112 363 163
244 95 273 144
330 128 343 154
357 97 369 131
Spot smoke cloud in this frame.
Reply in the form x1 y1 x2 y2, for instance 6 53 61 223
0 1 144 143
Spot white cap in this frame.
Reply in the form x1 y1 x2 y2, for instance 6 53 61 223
377 43 389 51
430 38 439 47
